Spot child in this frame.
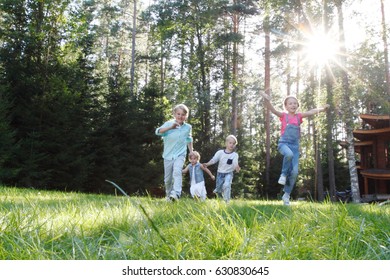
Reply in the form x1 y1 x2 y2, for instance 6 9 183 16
203 135 240 203
260 92 329 205
155 104 194 201
182 151 215 201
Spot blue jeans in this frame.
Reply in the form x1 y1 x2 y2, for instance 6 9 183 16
278 143 299 194
278 124 300 195
214 172 233 202
164 155 186 198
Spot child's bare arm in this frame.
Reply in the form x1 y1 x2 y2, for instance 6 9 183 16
301 104 330 118
260 91 283 117
182 166 189 174
201 164 215 180
158 122 180 134
187 142 194 156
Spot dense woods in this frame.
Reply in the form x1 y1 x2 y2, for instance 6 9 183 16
0 0 389 201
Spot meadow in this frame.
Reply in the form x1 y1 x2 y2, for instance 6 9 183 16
0 186 389 260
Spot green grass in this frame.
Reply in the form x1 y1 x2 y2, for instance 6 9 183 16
0 186 389 260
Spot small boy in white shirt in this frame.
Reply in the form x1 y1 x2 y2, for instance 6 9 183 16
203 135 240 202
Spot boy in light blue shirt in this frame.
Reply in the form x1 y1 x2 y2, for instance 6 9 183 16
156 104 194 200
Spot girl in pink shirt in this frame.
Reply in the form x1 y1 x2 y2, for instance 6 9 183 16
261 92 329 205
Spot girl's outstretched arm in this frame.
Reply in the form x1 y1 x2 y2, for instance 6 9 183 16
260 91 283 117
301 104 330 118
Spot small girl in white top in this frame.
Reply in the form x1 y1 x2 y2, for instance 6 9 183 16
203 135 240 202
182 151 215 201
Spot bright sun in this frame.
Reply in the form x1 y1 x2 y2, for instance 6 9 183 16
304 33 338 66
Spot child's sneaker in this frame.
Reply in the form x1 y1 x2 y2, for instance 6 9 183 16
282 192 290 206
278 175 287 185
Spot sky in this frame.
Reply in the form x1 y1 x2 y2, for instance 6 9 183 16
344 0 389 48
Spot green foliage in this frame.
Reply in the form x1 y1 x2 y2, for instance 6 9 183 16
0 0 388 202
0 0 91 188
0 89 17 181
350 41 390 114
85 81 168 195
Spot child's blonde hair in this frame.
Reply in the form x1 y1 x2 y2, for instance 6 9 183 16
189 151 200 161
226 135 238 145
173 104 189 115
283 95 299 107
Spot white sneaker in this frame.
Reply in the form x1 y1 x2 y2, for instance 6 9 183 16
278 175 287 185
282 193 290 206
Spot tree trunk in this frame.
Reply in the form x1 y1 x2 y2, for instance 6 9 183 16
380 0 390 96
287 49 291 96
315 128 325 201
160 43 164 94
264 12 271 189
231 9 239 135
195 27 211 147
130 0 137 95
336 0 361 202
325 73 336 201
322 0 337 201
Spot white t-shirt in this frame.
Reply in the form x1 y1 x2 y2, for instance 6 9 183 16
209 149 239 173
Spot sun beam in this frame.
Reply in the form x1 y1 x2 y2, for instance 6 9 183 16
304 32 338 66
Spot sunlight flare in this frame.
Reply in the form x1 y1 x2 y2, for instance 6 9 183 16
304 32 338 66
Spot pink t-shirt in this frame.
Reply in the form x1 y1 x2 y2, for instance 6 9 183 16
279 112 303 135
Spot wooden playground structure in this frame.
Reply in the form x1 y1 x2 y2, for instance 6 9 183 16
350 114 390 202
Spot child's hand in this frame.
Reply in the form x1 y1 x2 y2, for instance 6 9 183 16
235 166 241 173
318 104 330 113
171 121 181 129
211 175 215 181
260 91 271 101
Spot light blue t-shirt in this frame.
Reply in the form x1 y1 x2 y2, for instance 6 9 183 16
155 120 193 160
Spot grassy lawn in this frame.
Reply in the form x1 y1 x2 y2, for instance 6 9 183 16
0 186 389 260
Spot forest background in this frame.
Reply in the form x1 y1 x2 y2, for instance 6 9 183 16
0 0 389 201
